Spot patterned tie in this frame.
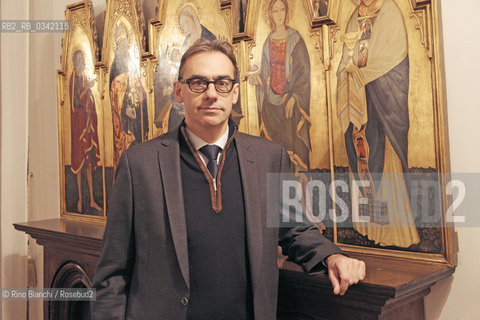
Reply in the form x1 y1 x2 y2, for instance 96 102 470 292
199 145 222 178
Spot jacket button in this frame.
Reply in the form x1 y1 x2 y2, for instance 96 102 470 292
181 297 189 306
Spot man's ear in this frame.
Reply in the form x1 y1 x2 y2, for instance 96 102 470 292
232 83 240 104
173 81 184 103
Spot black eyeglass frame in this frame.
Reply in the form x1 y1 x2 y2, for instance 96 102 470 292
179 77 236 93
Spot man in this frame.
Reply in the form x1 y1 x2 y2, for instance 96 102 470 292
92 39 365 319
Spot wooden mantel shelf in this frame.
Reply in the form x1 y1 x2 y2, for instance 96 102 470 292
280 252 455 297
278 255 454 319
14 218 105 256
14 218 455 320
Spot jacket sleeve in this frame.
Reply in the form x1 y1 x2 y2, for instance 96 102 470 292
276 146 344 274
91 152 135 319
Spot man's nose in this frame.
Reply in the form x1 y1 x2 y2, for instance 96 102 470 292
203 82 218 99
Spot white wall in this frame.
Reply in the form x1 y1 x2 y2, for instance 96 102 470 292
424 0 480 319
0 0 479 319
1 0 30 319
1 0 70 318
26 2 70 319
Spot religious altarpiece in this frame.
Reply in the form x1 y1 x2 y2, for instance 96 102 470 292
56 0 456 271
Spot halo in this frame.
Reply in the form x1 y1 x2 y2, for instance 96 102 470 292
68 27 94 75
175 0 201 35
262 0 296 29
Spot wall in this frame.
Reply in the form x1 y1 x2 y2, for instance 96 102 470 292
1 0 30 319
26 2 71 319
424 0 480 318
0 0 479 319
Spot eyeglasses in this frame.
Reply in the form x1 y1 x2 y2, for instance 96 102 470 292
179 77 236 93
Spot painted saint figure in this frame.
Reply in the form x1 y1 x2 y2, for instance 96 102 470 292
251 0 312 171
336 0 419 247
109 23 149 170
69 50 102 213
179 4 216 51
154 4 216 133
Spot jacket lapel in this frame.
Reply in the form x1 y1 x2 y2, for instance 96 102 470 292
236 135 264 291
157 129 190 288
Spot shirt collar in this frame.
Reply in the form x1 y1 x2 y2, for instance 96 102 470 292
184 126 229 151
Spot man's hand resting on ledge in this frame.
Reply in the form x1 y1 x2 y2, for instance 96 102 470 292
326 254 366 295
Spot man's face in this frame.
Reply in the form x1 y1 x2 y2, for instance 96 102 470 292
174 51 239 135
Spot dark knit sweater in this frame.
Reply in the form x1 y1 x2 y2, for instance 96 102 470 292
180 130 253 320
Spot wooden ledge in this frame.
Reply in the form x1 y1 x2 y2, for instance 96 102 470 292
280 253 454 297
14 218 104 256
278 254 454 319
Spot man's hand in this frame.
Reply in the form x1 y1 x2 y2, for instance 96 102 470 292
326 254 366 295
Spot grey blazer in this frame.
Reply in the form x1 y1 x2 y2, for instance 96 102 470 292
91 126 342 320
